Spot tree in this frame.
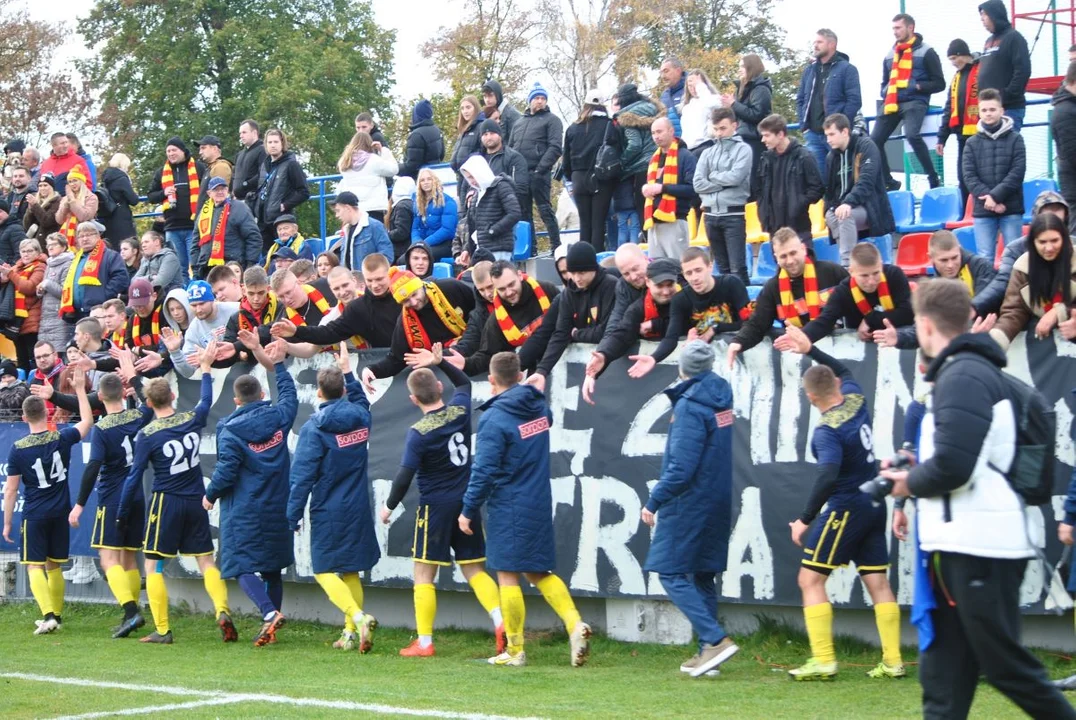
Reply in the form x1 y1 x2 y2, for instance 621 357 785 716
0 0 92 148
381 95 459 162
422 0 542 101
78 0 395 188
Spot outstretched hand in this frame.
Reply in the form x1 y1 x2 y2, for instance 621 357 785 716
780 322 812 354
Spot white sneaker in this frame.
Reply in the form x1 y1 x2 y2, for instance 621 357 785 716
63 557 100 585
488 651 526 667
33 618 58 635
569 621 592 667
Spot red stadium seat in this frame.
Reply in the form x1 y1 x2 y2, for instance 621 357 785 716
945 195 975 230
895 232 933 277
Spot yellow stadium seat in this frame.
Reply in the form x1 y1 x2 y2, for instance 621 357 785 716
809 200 826 237
746 202 769 245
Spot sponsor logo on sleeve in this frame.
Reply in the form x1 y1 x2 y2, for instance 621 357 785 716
518 416 550 439
715 410 734 428
248 429 284 453
336 428 370 447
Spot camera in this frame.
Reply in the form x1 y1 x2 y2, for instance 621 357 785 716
859 446 915 506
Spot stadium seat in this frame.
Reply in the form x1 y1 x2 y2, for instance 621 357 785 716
995 235 1005 270
895 232 933 277
747 285 763 301
512 221 532 262
596 251 614 264
812 240 841 264
888 191 915 229
305 237 325 256
866 235 894 264
898 187 962 232
1023 178 1059 223
952 226 977 254
809 200 827 237
945 194 975 229
749 242 777 285
432 262 453 279
689 238 709 248
745 202 769 245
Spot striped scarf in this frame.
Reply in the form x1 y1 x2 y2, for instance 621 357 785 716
402 282 468 350
196 199 231 268
60 215 77 244
642 289 664 338
13 259 40 319
161 158 200 220
643 143 679 231
111 321 127 348
238 293 278 333
284 285 331 327
949 62 980 136
884 40 915 114
850 273 895 316
265 234 306 271
59 241 107 318
775 257 821 327
494 274 550 347
130 307 162 348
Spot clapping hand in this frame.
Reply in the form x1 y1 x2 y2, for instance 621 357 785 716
161 327 183 353
198 341 218 372
263 339 288 365
781 322 813 354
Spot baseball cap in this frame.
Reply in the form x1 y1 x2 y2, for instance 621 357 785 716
128 278 155 308
333 191 359 207
0 359 17 379
206 176 228 191
197 135 222 148
583 89 603 106
273 247 299 261
647 258 680 284
187 280 215 304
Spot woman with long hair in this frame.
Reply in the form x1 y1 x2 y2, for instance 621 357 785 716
990 212 1076 349
563 91 615 248
23 174 61 239
411 168 458 262
120 237 142 283
722 54 772 199
1 238 47 371
54 165 98 245
679 70 722 157
99 153 140 249
450 95 486 202
316 251 339 278
335 130 399 224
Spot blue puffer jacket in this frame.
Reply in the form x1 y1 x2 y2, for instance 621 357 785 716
796 52 862 128
286 374 380 574
205 363 297 578
644 372 734 575
411 194 459 248
462 384 555 573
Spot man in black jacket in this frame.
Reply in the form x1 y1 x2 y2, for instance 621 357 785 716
481 79 523 144
728 228 848 365
963 89 1026 257
937 41 981 206
455 260 495 357
478 120 529 206
398 100 445 180
775 241 913 346
881 280 1076 720
1052 62 1076 229
0 199 27 264
605 243 649 333
509 82 563 252
354 113 388 147
978 0 1031 131
870 14 946 191
758 114 825 246
232 120 266 206
146 137 208 287
192 177 262 279
527 242 616 391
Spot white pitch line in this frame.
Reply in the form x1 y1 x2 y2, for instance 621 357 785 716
3 672 547 720
48 697 246 720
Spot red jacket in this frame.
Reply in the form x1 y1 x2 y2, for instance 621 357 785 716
39 151 93 189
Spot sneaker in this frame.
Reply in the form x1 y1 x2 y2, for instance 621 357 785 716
495 624 506 655
217 611 238 643
33 618 58 635
63 557 101 584
253 611 285 647
866 661 906 679
885 178 902 192
488 651 526 667
690 636 739 678
399 639 435 657
1055 673 1076 691
680 653 719 676
789 658 838 681
112 612 145 639
357 613 377 654
139 631 174 644
332 630 356 650
569 621 592 668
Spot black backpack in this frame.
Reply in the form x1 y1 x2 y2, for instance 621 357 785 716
593 121 622 182
998 373 1056 506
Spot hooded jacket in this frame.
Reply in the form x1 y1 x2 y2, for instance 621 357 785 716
535 266 618 376
644 372 734 575
254 150 310 227
232 139 267 203
411 191 458 248
1052 86 1076 181
694 135 752 214
387 176 416 257
205 364 297 578
796 51 862 131
403 241 434 278
98 167 139 245
163 287 192 334
907 333 1033 559
758 138 825 235
461 383 556 572
615 97 664 177
480 138 530 197
37 250 74 351
336 147 399 214
481 80 523 143
962 115 1026 218
133 246 182 296
460 155 521 255
878 33 946 106
731 76 773 142
978 0 1032 109
398 100 446 179
824 132 896 236
287 374 380 574
508 106 563 174
146 141 208 231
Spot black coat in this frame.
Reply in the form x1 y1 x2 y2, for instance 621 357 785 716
99 167 139 246
732 259 849 350
0 213 26 264
146 155 208 231
451 114 486 191
962 117 1025 218
536 268 618 376
1052 88 1076 186
482 146 530 199
731 77 773 142
232 142 267 202
398 120 445 180
978 0 1032 109
254 151 310 227
387 197 415 259
465 176 522 255
824 133 896 236
562 113 614 194
508 107 563 174
802 264 915 341
758 139 825 235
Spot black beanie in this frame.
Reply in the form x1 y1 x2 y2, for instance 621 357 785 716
165 136 189 156
617 83 642 107
566 241 599 272
947 39 971 57
478 119 502 137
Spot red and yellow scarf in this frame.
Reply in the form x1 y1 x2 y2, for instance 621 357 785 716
13 259 40 319
402 282 468 350
643 143 679 231
850 273 895 316
60 215 77 244
642 289 664 338
130 307 162 348
59 241 107 318
884 40 915 114
161 157 200 220
494 274 550 347
196 199 230 267
111 321 127 348
264 234 306 271
949 62 980 136
284 285 332 327
238 293 278 333
776 257 822 327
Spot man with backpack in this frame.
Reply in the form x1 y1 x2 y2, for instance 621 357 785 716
882 279 1073 720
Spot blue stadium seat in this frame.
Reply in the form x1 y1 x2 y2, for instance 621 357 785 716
888 191 915 230
1023 178 1060 222
17 368 26 382
305 237 325 257
898 187 962 232
812 240 840 264
747 285 763 301
749 242 777 285
953 226 977 254
596 251 615 264
866 235 894 264
512 222 532 262
432 262 453 279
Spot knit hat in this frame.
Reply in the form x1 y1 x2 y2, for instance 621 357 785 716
566 241 598 272
3 139 25 155
0 359 17 379
527 82 548 104
186 280 214 304
478 119 502 137
678 340 715 378
471 248 496 265
67 165 87 185
617 83 642 107
165 136 189 155
388 266 423 304
40 173 56 189
947 39 971 57
412 99 434 124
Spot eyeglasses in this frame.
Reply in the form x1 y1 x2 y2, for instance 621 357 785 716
34 354 54 361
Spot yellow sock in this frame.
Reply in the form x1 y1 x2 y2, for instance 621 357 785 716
341 573 364 631
500 585 526 654
146 572 170 634
46 568 64 618
105 565 135 606
804 602 835 664
27 567 53 617
127 569 142 602
316 572 361 629
414 583 436 637
535 574 581 631
202 566 230 616
874 601 902 666
468 571 501 615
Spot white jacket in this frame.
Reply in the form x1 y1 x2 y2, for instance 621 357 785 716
679 85 722 151
336 148 399 213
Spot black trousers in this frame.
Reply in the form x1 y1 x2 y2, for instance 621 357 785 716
871 100 938 186
920 552 1076 720
574 184 614 250
518 171 559 250
14 332 37 373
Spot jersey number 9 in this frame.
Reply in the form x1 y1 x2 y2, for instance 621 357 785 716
448 432 469 467
859 424 875 463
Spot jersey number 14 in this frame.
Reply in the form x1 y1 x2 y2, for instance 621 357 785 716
31 452 67 489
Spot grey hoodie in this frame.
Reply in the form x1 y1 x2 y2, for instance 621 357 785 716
693 135 753 214
135 246 183 295
163 287 192 334
168 300 239 378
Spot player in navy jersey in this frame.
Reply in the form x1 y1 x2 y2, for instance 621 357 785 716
117 341 232 644
69 371 153 638
781 323 903 681
379 343 504 657
3 370 93 635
